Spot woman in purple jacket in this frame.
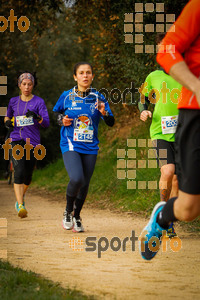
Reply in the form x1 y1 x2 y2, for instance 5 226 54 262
4 71 50 218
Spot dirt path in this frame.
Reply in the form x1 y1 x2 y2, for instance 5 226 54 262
0 181 199 300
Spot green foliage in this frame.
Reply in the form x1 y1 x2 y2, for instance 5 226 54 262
69 0 188 92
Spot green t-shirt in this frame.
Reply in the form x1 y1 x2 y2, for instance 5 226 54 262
142 70 182 142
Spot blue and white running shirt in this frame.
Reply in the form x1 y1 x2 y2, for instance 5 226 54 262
53 87 113 154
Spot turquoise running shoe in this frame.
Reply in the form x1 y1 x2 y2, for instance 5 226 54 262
15 201 25 212
15 201 27 218
139 201 166 260
15 201 19 212
166 222 177 238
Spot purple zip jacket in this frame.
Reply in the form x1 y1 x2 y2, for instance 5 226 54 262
6 95 50 146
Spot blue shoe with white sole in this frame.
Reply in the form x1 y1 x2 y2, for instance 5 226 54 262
139 201 166 260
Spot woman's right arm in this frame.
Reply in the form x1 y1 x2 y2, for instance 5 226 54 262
53 92 73 126
4 98 14 126
53 92 66 126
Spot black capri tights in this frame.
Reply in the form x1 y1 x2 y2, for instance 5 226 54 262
63 151 97 201
11 140 36 185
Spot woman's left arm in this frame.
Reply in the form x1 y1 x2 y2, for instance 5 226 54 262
38 99 50 127
95 99 115 127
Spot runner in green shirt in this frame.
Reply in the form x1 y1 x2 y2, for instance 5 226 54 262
138 33 182 237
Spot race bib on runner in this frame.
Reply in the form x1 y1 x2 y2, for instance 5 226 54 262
161 115 178 134
73 129 94 142
16 115 34 127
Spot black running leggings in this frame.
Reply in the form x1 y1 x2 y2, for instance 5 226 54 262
62 151 97 217
11 140 36 185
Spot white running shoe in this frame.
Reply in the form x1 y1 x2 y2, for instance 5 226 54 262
72 217 84 232
62 211 73 230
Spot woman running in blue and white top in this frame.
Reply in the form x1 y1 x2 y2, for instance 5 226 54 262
53 62 114 232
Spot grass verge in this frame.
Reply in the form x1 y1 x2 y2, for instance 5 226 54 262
0 260 95 300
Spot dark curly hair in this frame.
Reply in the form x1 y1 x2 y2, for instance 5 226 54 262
17 71 37 88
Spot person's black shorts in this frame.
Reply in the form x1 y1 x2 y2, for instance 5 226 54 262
152 139 176 168
175 109 200 194
10 140 36 185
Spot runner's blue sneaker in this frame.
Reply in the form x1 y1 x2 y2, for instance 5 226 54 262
15 201 25 212
139 201 166 260
15 202 27 218
166 222 177 238
15 201 19 212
